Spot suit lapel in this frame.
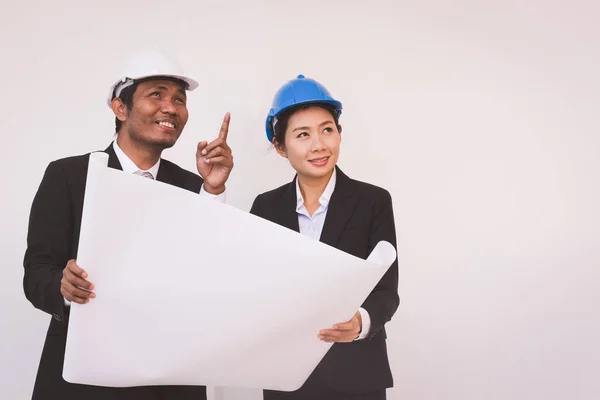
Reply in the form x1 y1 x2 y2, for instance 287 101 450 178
103 141 176 186
279 177 300 233
319 167 358 247
103 143 123 171
155 161 175 186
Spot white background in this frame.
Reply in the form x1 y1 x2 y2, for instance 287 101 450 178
1 1 599 399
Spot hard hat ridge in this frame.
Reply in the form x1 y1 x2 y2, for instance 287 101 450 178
265 75 342 142
107 48 198 107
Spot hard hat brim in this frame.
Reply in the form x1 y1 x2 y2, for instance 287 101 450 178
106 73 199 107
275 99 342 117
265 99 343 142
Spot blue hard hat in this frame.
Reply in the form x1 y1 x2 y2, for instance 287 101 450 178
265 74 342 142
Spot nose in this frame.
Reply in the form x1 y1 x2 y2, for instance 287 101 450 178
160 98 177 115
311 133 326 152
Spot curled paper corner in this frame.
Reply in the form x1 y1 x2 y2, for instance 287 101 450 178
366 241 397 267
278 378 306 393
62 366 77 385
90 151 109 167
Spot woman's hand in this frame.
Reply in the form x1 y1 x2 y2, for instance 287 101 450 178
318 311 362 343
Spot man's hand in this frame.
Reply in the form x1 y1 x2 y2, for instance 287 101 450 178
318 311 362 343
196 112 234 194
60 259 95 304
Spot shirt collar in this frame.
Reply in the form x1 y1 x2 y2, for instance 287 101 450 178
112 139 160 179
295 168 337 212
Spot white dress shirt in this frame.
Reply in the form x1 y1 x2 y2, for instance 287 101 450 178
295 169 371 340
64 141 226 306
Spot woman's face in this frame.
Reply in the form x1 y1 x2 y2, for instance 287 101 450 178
276 106 341 181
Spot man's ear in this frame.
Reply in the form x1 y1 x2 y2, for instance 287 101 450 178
111 98 128 123
274 140 287 158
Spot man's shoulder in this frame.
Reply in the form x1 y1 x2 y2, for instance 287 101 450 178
49 152 92 167
42 152 96 179
159 158 203 191
160 158 202 181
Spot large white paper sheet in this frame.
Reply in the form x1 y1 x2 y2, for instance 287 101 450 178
62 152 397 391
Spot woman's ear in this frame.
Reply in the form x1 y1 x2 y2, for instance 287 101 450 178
274 140 287 158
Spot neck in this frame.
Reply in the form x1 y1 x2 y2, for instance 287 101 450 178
116 132 161 170
297 168 334 208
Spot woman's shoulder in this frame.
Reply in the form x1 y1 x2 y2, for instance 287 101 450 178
250 180 294 216
254 181 292 201
338 169 393 203
251 180 295 213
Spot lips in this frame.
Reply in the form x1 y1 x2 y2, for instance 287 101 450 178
309 156 330 166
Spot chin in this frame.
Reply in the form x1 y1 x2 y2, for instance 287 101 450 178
304 166 335 179
148 136 179 149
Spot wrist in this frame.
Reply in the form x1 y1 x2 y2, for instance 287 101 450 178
203 183 225 195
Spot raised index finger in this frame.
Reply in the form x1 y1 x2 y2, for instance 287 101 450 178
218 112 231 141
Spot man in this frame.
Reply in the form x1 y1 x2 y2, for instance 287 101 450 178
22 49 233 399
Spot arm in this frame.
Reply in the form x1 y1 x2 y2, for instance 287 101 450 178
360 190 400 338
200 185 226 203
22 161 73 323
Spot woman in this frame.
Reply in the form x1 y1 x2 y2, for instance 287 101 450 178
250 75 400 400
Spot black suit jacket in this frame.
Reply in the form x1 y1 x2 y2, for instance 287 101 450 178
250 166 399 393
23 144 206 400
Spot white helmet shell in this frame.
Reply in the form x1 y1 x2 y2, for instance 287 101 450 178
107 48 198 107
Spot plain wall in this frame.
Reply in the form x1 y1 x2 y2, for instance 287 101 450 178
1 1 599 399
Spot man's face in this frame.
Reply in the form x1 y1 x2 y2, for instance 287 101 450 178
121 79 189 150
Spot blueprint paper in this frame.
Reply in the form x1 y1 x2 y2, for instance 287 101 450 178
62 152 397 391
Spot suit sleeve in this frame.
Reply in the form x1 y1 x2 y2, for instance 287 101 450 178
23 161 73 324
360 190 400 338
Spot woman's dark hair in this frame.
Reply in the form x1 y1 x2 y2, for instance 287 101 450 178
272 103 342 149
112 76 187 133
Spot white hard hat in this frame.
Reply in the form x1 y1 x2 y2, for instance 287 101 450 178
107 48 199 107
